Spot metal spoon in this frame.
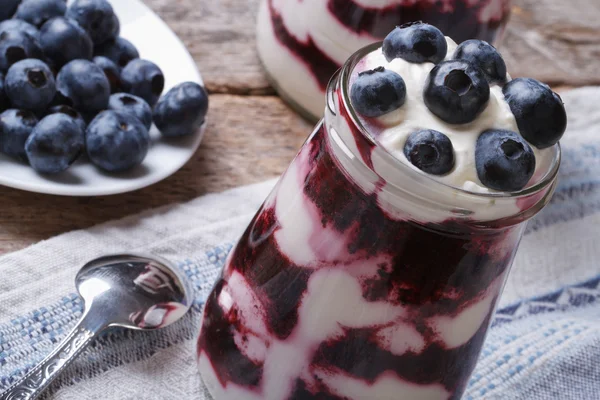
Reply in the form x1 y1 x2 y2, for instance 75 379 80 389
0 254 193 400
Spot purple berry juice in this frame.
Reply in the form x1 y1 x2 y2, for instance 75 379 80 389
256 0 511 120
199 26 565 400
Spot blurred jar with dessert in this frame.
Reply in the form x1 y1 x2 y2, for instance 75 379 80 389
256 0 511 121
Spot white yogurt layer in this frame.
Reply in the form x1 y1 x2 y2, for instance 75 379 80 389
356 37 553 194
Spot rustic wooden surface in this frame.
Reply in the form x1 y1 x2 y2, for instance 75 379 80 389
0 0 598 254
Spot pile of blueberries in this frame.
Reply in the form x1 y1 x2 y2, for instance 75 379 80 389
0 0 209 174
351 22 567 192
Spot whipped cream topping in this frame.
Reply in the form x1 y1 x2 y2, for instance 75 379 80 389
354 37 553 194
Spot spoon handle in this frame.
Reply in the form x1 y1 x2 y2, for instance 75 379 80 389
0 314 101 400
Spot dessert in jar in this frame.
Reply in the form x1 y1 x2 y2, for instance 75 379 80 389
256 0 512 121
199 23 567 400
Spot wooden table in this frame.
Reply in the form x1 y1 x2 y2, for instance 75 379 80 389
0 0 598 254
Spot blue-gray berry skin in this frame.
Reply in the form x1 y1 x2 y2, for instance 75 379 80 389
25 113 84 174
350 67 406 118
108 93 152 130
67 0 119 45
14 0 67 27
93 55 120 93
5 58 56 112
56 59 110 113
453 40 507 84
383 22 447 64
94 37 139 68
475 129 536 192
503 78 567 149
46 105 87 133
0 109 38 162
424 59 490 124
0 30 43 72
153 82 209 138
0 71 8 112
86 110 150 172
403 129 455 175
0 0 21 22
0 19 40 42
40 17 93 68
120 59 164 107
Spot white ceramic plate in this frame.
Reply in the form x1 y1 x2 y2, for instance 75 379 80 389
0 0 205 196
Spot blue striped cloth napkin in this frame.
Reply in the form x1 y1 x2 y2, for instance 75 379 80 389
0 87 599 399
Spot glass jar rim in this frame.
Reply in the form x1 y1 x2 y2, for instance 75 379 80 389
337 41 562 201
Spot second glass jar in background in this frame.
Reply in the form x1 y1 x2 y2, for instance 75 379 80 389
256 0 512 121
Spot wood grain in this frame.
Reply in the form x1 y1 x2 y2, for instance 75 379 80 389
0 95 310 253
147 0 272 95
0 0 598 254
501 0 600 86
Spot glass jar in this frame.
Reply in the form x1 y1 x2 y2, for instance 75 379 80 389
256 0 512 121
197 43 560 400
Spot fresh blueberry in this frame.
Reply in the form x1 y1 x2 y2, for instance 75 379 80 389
108 93 152 130
350 67 406 118
153 82 209 137
423 60 490 124
56 59 110 113
0 30 43 72
66 0 119 45
5 59 56 112
403 129 455 175
120 59 164 107
453 40 506 84
503 78 567 149
94 37 139 68
25 113 84 173
46 105 86 133
0 19 40 42
0 72 8 112
383 22 447 64
475 129 536 192
0 0 21 21
14 0 67 27
40 17 93 68
86 110 150 172
93 56 120 93
0 109 38 161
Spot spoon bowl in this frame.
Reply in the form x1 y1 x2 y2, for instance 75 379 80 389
76 254 192 330
0 253 193 400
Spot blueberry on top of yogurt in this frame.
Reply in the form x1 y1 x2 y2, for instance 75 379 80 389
404 129 455 175
423 60 490 125
382 22 447 64
475 129 536 191
503 78 567 149
453 39 507 84
350 67 406 118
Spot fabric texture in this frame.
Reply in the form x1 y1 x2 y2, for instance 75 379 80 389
0 87 599 399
